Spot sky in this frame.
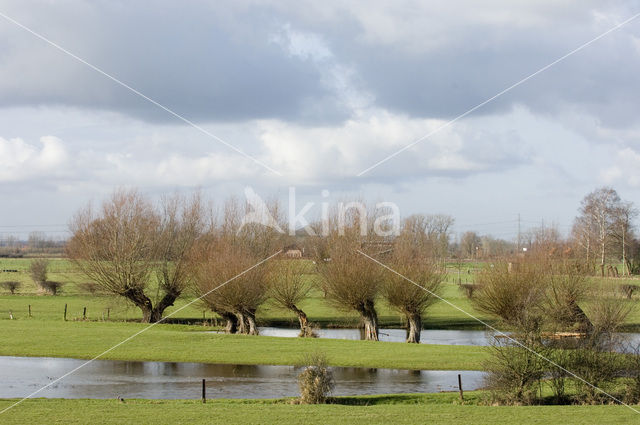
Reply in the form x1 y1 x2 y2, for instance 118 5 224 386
1 0 640 240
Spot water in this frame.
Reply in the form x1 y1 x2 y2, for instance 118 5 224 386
255 327 491 346
253 328 640 351
0 356 486 399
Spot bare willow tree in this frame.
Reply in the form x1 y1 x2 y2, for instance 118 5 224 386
268 260 314 337
473 261 547 333
400 214 454 259
543 263 592 334
382 221 445 343
190 197 281 334
317 205 385 341
382 261 443 343
191 235 268 335
153 193 207 320
67 189 205 323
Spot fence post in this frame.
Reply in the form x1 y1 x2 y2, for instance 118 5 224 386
83 307 87 320
458 374 464 401
28 304 32 317
202 379 206 403
64 304 67 321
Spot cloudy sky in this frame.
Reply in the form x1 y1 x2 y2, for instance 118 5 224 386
1 0 640 240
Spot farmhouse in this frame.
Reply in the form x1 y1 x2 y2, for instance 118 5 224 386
283 245 304 258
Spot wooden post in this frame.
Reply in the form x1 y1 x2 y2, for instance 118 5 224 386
202 379 206 403
64 304 67 321
83 307 87 320
458 374 464 401
107 308 110 319
28 305 32 317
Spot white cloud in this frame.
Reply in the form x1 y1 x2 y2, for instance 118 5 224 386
259 108 526 180
600 147 640 187
0 136 69 182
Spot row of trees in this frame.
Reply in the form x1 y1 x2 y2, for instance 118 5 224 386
572 187 638 276
456 187 639 272
66 190 446 343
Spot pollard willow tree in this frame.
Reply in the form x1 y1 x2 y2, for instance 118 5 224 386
191 235 268 335
382 222 445 343
190 198 284 334
267 260 314 337
317 205 388 341
67 189 206 323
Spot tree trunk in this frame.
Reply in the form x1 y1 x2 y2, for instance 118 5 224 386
359 300 379 341
569 302 593 334
290 305 312 337
149 291 180 323
236 311 247 334
123 288 154 323
406 313 422 343
222 311 238 334
622 225 627 276
245 309 259 335
600 237 606 277
585 236 590 268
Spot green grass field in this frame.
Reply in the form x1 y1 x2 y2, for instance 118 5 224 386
0 320 488 369
0 394 637 425
2 257 639 330
2 258 640 423
0 257 496 328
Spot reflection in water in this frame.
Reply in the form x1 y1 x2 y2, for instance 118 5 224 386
0 356 486 399
256 327 492 346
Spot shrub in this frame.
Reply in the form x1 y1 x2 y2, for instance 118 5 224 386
623 342 640 404
568 348 622 404
40 281 63 296
78 282 100 294
484 336 547 405
1 281 20 294
619 284 638 300
29 258 49 285
459 283 479 299
298 352 334 404
547 348 572 404
473 262 546 331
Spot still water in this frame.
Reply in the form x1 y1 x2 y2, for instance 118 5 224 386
257 327 491 345
0 356 486 399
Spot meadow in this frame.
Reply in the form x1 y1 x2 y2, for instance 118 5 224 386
0 394 636 425
2 257 640 424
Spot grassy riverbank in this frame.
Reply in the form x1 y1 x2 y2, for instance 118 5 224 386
0 393 636 425
0 320 488 370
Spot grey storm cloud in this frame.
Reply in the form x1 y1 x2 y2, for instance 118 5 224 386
0 1 349 124
1 0 640 239
0 0 639 130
